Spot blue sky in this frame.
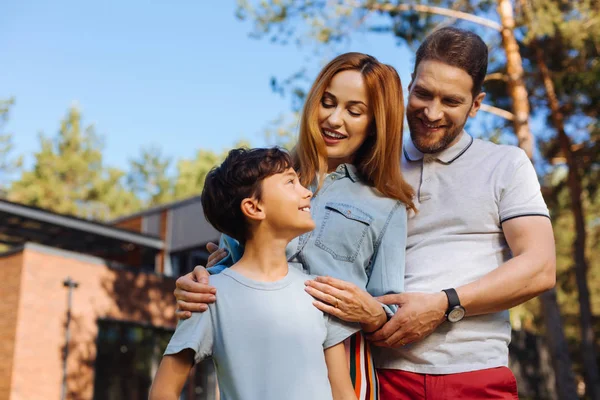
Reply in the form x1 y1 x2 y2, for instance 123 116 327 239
1 1 417 172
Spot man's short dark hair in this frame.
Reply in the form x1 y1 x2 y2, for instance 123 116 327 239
201 147 293 244
414 27 488 97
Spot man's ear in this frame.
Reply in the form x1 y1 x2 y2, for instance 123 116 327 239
408 75 414 92
469 92 486 118
240 197 265 221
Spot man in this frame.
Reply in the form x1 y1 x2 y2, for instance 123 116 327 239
365 27 555 399
174 27 556 399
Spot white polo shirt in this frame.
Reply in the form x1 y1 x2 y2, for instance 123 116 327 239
373 131 550 374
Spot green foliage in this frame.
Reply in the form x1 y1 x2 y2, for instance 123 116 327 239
127 146 174 207
173 139 252 200
0 98 23 194
4 103 246 220
173 149 223 200
8 106 140 220
264 112 300 150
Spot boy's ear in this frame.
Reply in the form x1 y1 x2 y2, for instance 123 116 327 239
240 197 265 221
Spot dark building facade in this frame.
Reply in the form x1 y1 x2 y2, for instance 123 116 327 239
0 197 219 400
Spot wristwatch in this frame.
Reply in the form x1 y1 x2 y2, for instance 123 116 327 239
442 288 465 323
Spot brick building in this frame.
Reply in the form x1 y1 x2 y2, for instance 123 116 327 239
0 197 219 400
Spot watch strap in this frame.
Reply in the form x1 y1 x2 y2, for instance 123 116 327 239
442 288 461 311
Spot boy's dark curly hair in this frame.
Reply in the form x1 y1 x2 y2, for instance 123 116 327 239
201 147 293 243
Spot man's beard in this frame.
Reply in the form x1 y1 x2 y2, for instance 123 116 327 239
407 112 468 154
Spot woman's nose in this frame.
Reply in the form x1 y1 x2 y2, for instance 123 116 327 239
327 107 343 128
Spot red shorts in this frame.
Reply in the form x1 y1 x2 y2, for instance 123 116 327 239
378 366 519 399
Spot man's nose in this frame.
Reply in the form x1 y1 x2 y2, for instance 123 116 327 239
424 101 443 121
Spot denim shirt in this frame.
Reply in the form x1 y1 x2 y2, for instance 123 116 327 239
208 164 407 313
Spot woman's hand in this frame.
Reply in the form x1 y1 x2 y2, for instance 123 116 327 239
174 242 226 320
304 276 387 333
205 241 228 268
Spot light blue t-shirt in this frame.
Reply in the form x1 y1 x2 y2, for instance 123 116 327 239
164 267 358 400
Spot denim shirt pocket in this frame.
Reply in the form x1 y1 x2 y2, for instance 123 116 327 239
315 202 374 262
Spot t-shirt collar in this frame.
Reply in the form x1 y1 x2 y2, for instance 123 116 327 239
404 131 473 164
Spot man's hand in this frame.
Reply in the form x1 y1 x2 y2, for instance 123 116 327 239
366 292 447 348
174 242 223 320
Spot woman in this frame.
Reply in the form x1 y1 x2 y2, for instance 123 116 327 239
176 52 415 399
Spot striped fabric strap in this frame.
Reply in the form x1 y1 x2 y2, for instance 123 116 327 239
344 332 379 400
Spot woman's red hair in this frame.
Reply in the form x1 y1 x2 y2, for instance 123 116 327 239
293 52 415 211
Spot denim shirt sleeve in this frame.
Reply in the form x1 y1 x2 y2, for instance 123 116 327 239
206 234 245 275
366 202 407 317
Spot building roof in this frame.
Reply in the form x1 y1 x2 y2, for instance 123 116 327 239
0 199 164 259
109 195 202 224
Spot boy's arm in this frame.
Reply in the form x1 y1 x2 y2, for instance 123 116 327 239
149 350 194 400
324 343 357 400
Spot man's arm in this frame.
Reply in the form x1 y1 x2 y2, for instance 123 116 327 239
174 236 245 319
324 343 357 400
457 215 556 313
149 351 194 400
369 215 556 347
174 243 223 319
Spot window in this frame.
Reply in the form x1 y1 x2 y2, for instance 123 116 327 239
93 319 216 400
170 248 210 278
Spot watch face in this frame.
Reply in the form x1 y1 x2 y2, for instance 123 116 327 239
448 307 465 323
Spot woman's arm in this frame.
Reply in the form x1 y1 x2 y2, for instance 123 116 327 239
305 278 386 332
149 351 194 400
304 202 407 332
324 343 357 400
364 202 407 316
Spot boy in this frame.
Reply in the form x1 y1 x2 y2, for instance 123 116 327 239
149 147 358 400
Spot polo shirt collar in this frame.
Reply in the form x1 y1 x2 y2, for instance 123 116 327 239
404 131 474 164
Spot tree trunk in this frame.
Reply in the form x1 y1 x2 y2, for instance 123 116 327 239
539 289 579 399
536 44 600 400
497 0 534 159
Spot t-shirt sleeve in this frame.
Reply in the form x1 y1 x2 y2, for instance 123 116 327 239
323 314 360 349
164 309 214 364
498 149 549 223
